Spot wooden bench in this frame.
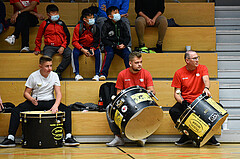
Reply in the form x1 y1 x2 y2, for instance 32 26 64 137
0 53 218 79
0 111 221 137
0 81 219 107
0 26 216 51
4 2 214 26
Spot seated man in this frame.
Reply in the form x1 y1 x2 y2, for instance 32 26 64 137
106 52 155 147
4 0 44 52
135 0 168 53
33 4 71 80
0 56 79 148
97 0 131 47
169 50 220 146
72 9 101 81
99 6 131 81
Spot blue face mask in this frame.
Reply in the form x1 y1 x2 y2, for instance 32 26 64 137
87 18 95 25
113 13 121 22
51 15 60 22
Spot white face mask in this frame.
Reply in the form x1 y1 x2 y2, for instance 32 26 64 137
50 14 60 22
87 18 95 25
113 13 121 22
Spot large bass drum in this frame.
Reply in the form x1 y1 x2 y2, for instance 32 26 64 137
20 111 65 148
176 94 228 147
109 86 163 140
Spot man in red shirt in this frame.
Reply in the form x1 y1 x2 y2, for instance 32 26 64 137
106 52 155 147
169 50 220 146
33 4 71 80
4 0 44 52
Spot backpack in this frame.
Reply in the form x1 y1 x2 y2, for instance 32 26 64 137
99 82 117 109
78 21 97 38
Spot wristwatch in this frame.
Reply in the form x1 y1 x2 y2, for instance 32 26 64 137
204 87 209 90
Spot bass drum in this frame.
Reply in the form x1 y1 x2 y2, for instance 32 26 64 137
109 86 163 140
176 94 228 147
20 111 65 148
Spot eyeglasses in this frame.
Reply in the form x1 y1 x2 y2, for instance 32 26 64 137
188 56 200 60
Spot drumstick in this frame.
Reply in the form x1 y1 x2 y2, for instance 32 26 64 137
36 83 42 100
176 89 184 101
148 91 158 101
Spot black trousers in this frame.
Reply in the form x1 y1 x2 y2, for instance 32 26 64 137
8 100 72 136
169 102 188 124
12 11 38 48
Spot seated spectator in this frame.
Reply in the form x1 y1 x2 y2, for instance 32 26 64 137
72 9 101 81
33 4 71 80
0 0 7 34
97 0 131 48
4 0 44 52
135 0 168 53
99 6 131 81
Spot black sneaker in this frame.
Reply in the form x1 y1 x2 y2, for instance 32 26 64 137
0 138 16 148
155 44 163 53
64 137 80 147
175 135 192 146
207 136 220 146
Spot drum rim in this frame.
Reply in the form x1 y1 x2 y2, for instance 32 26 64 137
112 86 147 106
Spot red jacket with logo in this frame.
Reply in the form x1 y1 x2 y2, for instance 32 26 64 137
35 19 70 52
72 22 100 51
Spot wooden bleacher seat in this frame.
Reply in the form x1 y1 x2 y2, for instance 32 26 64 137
0 26 216 51
0 81 219 107
0 80 220 137
0 53 218 79
4 2 214 26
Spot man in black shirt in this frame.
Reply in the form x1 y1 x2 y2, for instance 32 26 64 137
135 0 168 53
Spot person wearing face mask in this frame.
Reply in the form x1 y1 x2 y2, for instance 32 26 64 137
71 9 101 81
4 0 44 52
99 6 131 81
33 4 71 80
97 0 131 48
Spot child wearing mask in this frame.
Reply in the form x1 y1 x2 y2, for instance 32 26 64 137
72 8 101 81
99 6 130 81
33 4 71 80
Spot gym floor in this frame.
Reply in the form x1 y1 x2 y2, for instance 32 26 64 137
0 143 240 159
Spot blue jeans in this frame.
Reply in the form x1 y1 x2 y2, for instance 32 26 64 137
100 46 130 77
72 47 101 76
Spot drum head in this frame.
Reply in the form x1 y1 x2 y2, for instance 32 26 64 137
199 114 228 147
125 106 163 140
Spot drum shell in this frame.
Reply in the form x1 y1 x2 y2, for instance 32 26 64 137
20 112 64 148
110 86 163 140
176 94 228 147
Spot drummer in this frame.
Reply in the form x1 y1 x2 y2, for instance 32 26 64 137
0 56 79 148
106 52 155 147
169 50 220 146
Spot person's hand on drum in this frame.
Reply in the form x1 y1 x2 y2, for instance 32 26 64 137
31 98 38 106
203 87 211 97
50 104 58 114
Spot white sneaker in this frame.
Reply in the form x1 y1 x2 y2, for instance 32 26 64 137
99 75 106 81
20 47 30 53
5 35 15 45
92 75 99 81
75 74 83 81
106 135 124 147
136 138 147 147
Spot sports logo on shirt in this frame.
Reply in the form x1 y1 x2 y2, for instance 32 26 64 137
196 73 200 77
182 77 188 80
20 0 30 7
140 79 144 82
125 79 130 81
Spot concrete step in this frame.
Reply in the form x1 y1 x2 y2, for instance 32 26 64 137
216 0 240 6
218 78 240 84
219 83 240 89
219 88 240 99
216 25 240 30
218 57 240 69
215 18 240 25
217 43 240 51
215 10 240 18
220 99 240 108
218 70 240 78
216 30 240 43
